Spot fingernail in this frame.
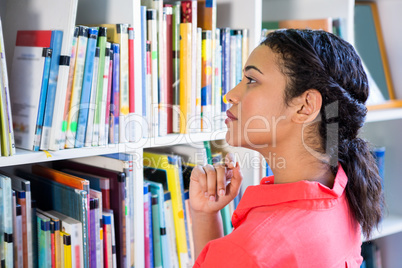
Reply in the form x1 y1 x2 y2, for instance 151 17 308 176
204 192 208 198
209 195 215 202
219 189 225 196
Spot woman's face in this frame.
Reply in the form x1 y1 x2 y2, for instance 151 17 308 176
225 45 295 151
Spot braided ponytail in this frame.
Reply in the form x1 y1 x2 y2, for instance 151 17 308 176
262 29 384 238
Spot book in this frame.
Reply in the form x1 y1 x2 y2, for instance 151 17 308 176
14 204 23 268
159 7 169 137
182 0 198 132
140 5 149 138
89 198 97 267
145 41 152 138
179 23 192 134
183 190 194 265
102 211 113 268
163 191 179 268
75 27 99 148
47 210 83 268
214 28 222 130
201 30 213 132
220 28 231 125
89 191 103 268
84 47 100 147
3 171 33 267
147 9 160 138
171 2 181 134
40 30 64 151
143 182 153 268
143 152 190 268
65 26 89 149
37 209 62 268
36 212 51 267
152 194 162 268
56 160 127 268
164 5 174 134
196 28 202 134
15 169 88 268
9 30 54 151
60 231 72 268
99 41 112 147
0 174 13 267
109 43 120 144
61 27 80 150
128 26 136 142
92 27 107 147
0 18 15 156
104 209 117 268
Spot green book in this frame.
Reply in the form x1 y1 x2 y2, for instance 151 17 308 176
172 2 181 134
151 195 163 268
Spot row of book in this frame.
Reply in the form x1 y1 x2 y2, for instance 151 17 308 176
0 141 241 268
361 241 383 268
0 18 16 157
3 0 249 154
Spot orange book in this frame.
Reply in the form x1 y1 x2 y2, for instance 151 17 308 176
278 18 333 33
179 23 192 134
32 165 89 192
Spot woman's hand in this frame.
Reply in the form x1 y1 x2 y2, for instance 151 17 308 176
189 153 243 214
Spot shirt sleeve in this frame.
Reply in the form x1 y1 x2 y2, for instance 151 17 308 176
193 238 259 268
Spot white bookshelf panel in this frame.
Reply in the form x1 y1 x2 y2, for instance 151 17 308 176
363 214 402 242
366 108 402 123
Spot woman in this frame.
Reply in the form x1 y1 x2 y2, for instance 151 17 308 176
189 29 384 267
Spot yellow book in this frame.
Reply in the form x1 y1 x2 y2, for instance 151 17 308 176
97 23 130 142
143 152 190 268
60 231 71 268
179 23 192 134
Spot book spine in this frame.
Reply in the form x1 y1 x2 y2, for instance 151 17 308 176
17 191 28 268
90 199 97 268
184 191 194 265
159 8 168 137
50 222 55 267
104 49 113 146
179 23 192 134
196 28 202 134
0 19 15 155
65 26 89 149
221 28 231 119
214 28 222 131
144 185 151 268
151 195 162 268
84 47 100 147
63 233 72 268
172 3 181 134
98 42 111 147
75 28 99 148
102 214 112 268
147 9 159 138
140 6 149 138
92 27 107 147
118 24 130 144
53 221 61 268
40 30 63 150
201 31 212 132
33 48 52 151
234 30 243 86
128 27 136 142
164 6 174 134
145 41 152 139
15 205 23 267
0 70 11 156
110 44 120 144
242 29 249 69
163 193 179 268
60 27 79 149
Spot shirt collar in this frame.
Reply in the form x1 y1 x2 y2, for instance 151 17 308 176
232 164 348 228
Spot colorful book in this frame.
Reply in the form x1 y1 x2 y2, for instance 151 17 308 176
104 47 113 147
152 194 162 268
75 27 99 148
128 26 136 142
143 152 190 268
179 23 192 134
60 231 72 268
214 28 222 130
0 174 13 267
145 41 152 138
102 211 113 268
65 26 89 149
140 5 149 138
110 43 120 144
164 5 174 134
92 27 107 147
201 30 212 132
60 26 79 150
143 182 153 268
159 7 169 137
172 2 181 134
36 212 51 267
220 28 231 123
184 190 194 265
14 204 23 268
89 190 103 268
99 42 112 147
84 47 100 147
40 30 64 151
37 209 61 268
196 28 202 134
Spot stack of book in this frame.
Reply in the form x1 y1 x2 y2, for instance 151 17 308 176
0 18 15 157
4 0 249 154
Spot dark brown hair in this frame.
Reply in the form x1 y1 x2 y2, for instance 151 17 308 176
262 29 384 239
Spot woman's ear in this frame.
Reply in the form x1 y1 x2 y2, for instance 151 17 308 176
291 89 322 124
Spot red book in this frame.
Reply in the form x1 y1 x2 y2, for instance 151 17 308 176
128 27 135 114
164 5 174 133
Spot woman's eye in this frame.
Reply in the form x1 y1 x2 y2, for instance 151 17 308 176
246 76 256 84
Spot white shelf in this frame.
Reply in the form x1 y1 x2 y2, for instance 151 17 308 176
363 214 402 242
0 130 227 167
366 108 402 123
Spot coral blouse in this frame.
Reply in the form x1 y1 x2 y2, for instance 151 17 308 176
194 164 362 268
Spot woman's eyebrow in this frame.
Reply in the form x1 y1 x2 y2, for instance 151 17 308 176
243 65 264 75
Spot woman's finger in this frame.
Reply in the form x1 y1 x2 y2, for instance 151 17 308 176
225 153 236 169
203 164 217 201
191 165 207 196
214 163 227 197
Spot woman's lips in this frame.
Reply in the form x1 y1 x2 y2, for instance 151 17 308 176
225 110 238 124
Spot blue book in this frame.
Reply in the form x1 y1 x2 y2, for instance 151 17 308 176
15 169 89 268
220 28 231 113
141 6 148 137
40 30 63 150
33 48 52 151
145 180 171 268
144 182 154 268
110 43 120 144
75 28 99 148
